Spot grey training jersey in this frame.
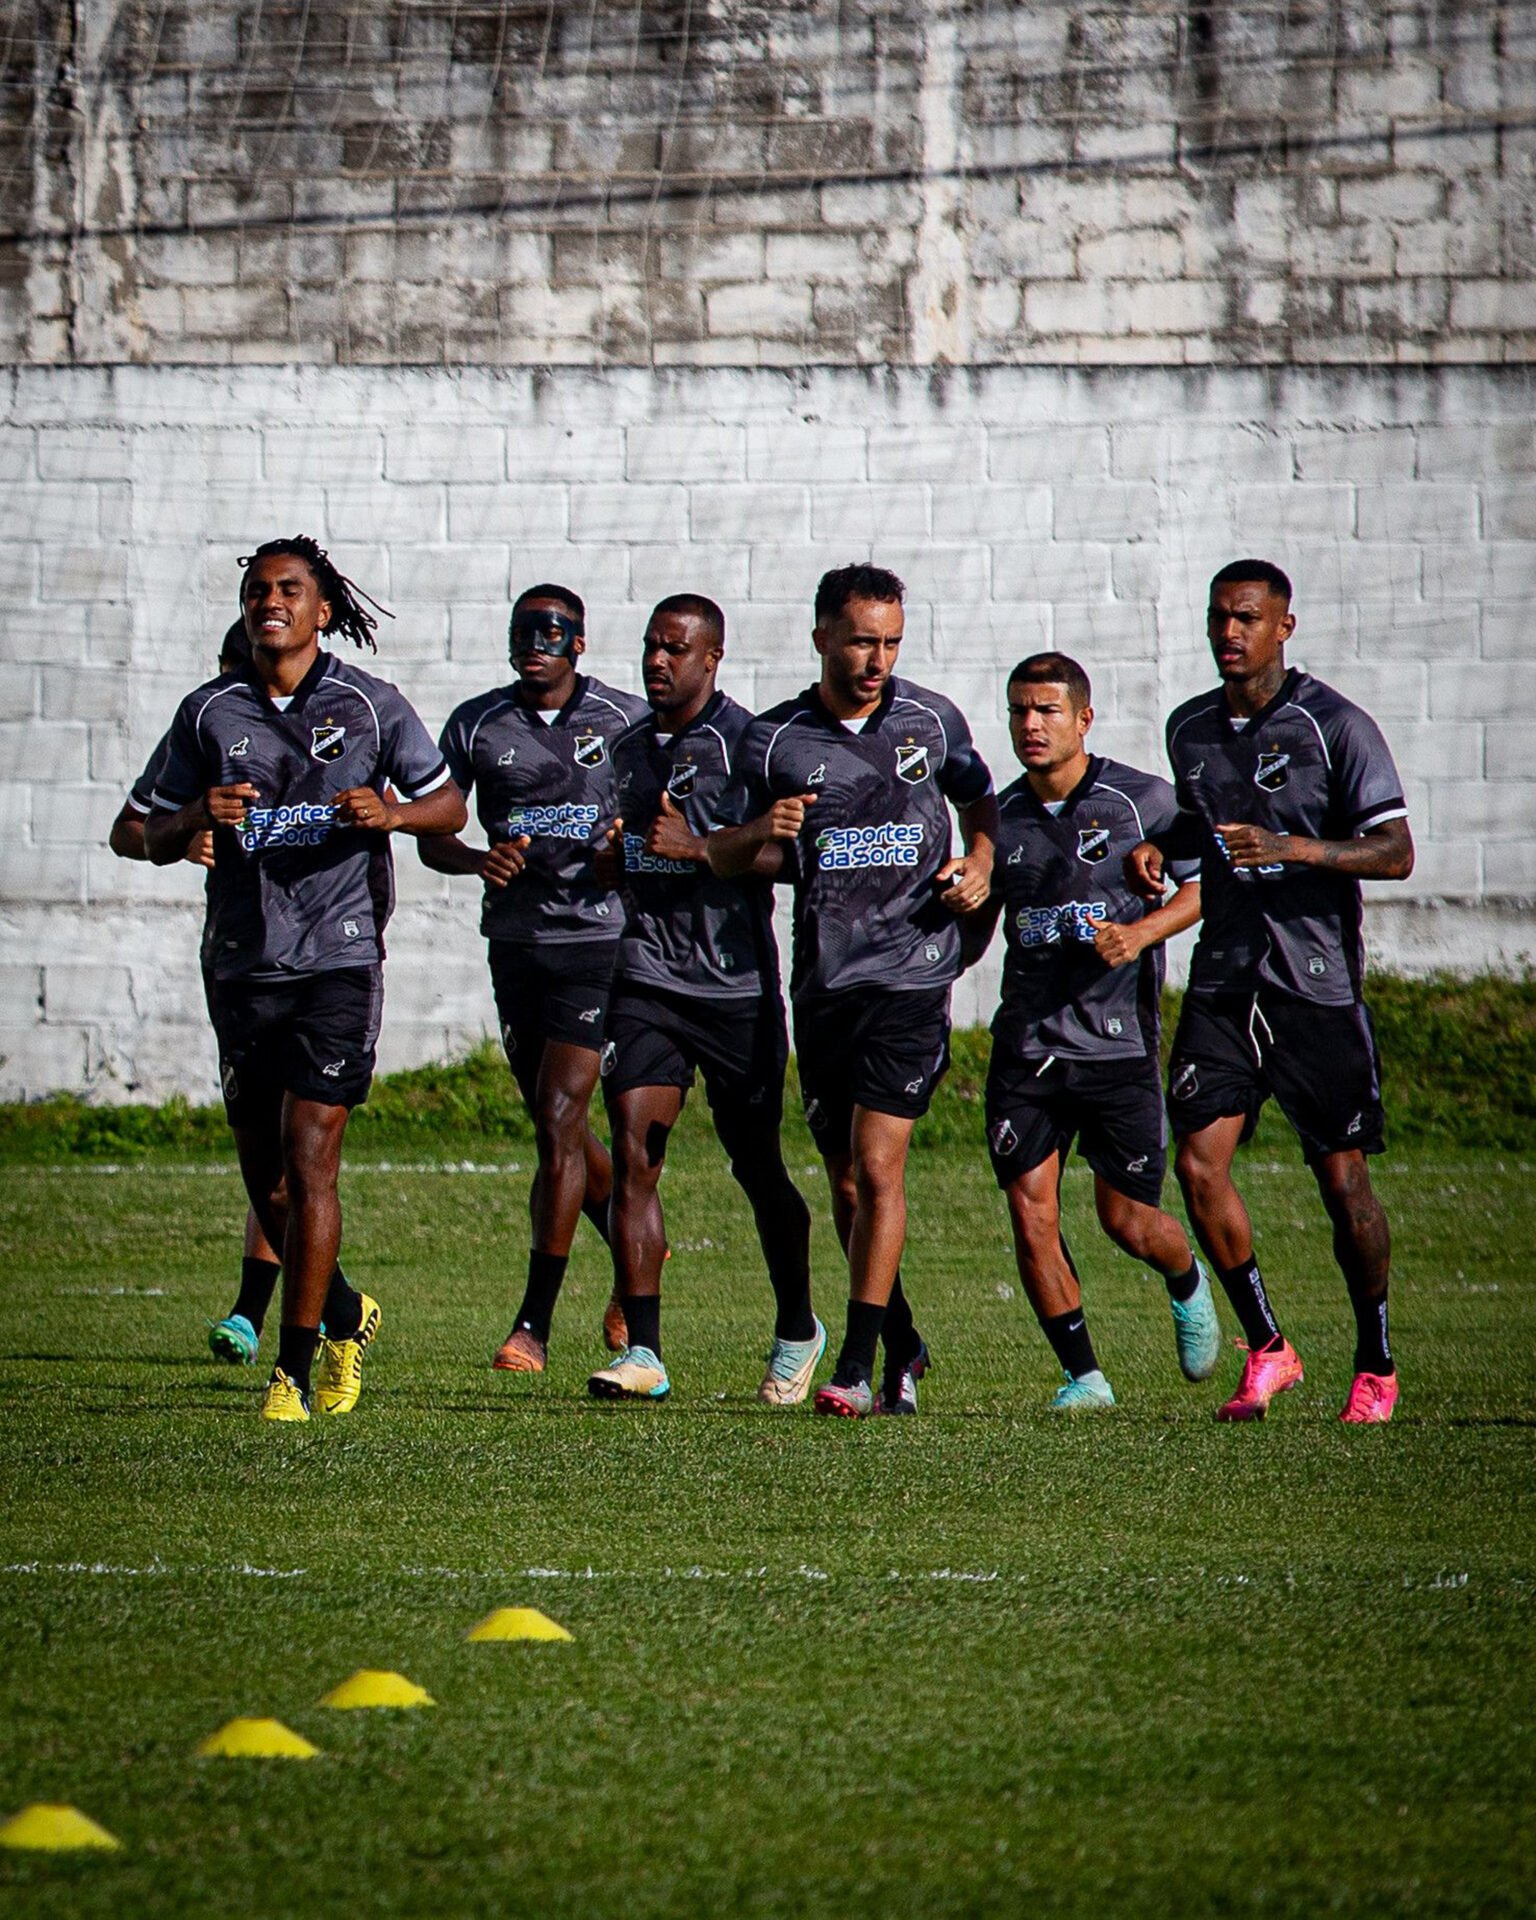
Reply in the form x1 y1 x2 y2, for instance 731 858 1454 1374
611 691 778 1001
151 652 451 980
439 674 648 947
715 677 993 1002
1165 668 1407 1005
992 757 1197 1064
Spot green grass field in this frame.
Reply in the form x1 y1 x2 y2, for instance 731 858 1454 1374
1 1093 1532 1917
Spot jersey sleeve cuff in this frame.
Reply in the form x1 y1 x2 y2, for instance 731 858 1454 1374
123 792 152 816
395 761 453 801
1352 801 1407 832
149 786 198 812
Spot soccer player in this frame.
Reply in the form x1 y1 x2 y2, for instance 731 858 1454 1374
423 586 647 1373
145 537 466 1421
973 652 1221 1411
110 620 286 1365
585 595 821 1404
710 563 997 1418
1128 559 1414 1424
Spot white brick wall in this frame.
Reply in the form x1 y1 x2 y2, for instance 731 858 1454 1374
2 362 1533 1101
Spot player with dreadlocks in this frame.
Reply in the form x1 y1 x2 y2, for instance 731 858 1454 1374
146 538 466 1420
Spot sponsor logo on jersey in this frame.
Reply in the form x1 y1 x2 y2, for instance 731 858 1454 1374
1171 1061 1199 1100
814 822 923 869
228 735 250 758
623 832 693 875
497 745 517 766
239 802 336 852
573 732 608 768
311 722 348 763
667 761 698 800
1077 825 1111 864
1255 749 1291 792
990 1117 1018 1156
807 762 826 786
895 741 930 784
342 918 360 939
1013 901 1107 947
506 802 600 841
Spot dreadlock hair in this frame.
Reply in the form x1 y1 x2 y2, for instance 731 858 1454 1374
238 536 393 652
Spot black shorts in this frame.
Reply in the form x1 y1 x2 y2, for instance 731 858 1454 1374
794 986 951 1156
985 1049 1167 1207
211 966 383 1124
1167 989 1386 1163
487 939 618 1065
601 983 787 1135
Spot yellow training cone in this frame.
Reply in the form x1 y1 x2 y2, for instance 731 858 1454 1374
320 1669 434 1709
196 1718 319 1760
0 1803 121 1852
466 1607 574 1644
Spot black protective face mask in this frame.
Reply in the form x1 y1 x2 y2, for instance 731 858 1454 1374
509 610 581 661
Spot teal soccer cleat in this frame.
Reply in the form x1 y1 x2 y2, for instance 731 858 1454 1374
1169 1261 1223 1381
1049 1368 1117 1412
207 1313 259 1366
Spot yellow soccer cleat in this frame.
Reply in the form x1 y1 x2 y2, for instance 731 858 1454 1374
260 1367 311 1422
314 1293 381 1417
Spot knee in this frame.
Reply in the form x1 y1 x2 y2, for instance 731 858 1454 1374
613 1129 663 1195
535 1090 585 1156
853 1150 904 1206
1317 1158 1378 1227
1175 1144 1218 1204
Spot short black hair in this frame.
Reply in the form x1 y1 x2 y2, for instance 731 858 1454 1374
814 562 905 625
1008 652 1092 711
239 536 391 651
1210 558 1292 605
513 582 585 630
219 619 252 668
650 593 725 648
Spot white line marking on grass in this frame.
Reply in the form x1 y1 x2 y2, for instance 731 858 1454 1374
15 1162 525 1177
0 1560 305 1578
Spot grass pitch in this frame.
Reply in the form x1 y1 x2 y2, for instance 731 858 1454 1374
0 1107 1531 1917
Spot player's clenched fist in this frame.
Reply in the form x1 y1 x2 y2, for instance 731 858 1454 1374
648 789 706 863
480 835 530 888
334 785 398 832
1093 919 1148 969
1124 837 1165 900
765 792 817 840
203 781 259 828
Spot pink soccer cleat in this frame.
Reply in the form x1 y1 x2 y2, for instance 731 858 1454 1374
1214 1339 1304 1422
1339 1370 1398 1424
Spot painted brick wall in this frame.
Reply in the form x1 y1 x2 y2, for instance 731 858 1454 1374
5 1 1533 369
0 363 1531 1100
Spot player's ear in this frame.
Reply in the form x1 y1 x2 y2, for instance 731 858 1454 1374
811 623 828 659
1078 703 1093 738
1278 610 1296 643
572 633 587 658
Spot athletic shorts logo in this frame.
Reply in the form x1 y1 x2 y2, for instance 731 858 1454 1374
1171 1061 1199 1100
228 735 250 758
500 1019 517 1059
667 762 698 800
1077 826 1111 864
1308 956 1327 977
803 1095 823 1128
807 763 826 786
497 746 517 767
1255 749 1291 792
895 742 930 785
573 733 608 769
904 1076 924 1095
220 1062 239 1102
1106 1016 1123 1036
310 723 348 763
1346 1111 1362 1136
321 1058 345 1078
578 1005 600 1024
990 1117 1018 1156
1127 1154 1148 1173
600 1040 617 1076
342 918 360 939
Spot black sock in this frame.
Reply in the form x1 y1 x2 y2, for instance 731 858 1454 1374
322 1267 363 1341
276 1324 320 1395
514 1251 569 1344
1349 1286 1393 1376
1164 1260 1201 1304
834 1300 886 1386
232 1257 280 1334
1216 1256 1282 1351
879 1271 921 1369
1040 1307 1099 1379
622 1292 661 1357
582 1193 612 1247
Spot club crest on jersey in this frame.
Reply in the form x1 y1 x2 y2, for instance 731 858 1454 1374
1255 749 1290 792
310 723 347 763
667 761 698 800
228 735 250 758
895 742 930 785
573 732 607 769
1077 825 1111 864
